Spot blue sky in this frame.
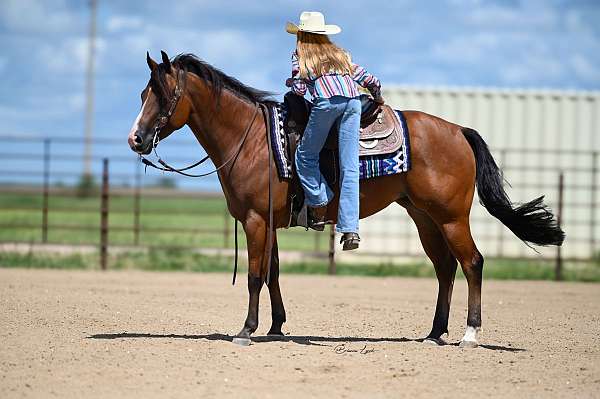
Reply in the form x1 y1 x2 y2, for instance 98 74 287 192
1 0 599 187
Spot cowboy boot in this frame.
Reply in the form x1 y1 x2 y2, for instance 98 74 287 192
297 204 329 231
309 206 328 230
340 232 360 251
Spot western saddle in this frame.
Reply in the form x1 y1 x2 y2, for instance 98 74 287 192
283 91 404 228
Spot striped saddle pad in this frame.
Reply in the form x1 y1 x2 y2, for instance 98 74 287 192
267 99 411 181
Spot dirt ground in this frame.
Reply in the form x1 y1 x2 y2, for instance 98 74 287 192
1 269 599 398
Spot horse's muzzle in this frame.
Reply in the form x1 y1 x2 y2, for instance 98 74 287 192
128 131 152 155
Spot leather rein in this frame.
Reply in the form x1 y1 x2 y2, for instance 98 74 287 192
138 67 275 286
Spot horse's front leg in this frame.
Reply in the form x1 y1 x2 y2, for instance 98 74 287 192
267 233 286 336
233 212 268 345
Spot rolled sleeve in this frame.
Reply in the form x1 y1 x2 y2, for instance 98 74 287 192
352 64 381 97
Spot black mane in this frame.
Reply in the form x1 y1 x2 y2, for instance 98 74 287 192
170 53 277 105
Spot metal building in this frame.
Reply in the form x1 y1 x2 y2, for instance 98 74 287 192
349 86 599 262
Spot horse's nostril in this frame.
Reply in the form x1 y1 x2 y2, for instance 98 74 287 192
134 134 143 145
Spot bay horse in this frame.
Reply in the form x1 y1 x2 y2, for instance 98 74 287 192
128 51 564 348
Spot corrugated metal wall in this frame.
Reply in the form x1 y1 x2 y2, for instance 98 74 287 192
350 87 599 261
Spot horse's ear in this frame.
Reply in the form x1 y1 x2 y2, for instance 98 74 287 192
161 50 172 72
146 51 158 71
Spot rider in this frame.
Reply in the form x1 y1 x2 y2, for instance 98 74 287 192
285 11 383 250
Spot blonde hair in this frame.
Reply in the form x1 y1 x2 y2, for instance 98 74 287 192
296 32 353 79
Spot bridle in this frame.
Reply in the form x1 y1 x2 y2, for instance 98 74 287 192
150 68 187 149
140 67 260 178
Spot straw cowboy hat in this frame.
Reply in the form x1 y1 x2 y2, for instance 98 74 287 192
285 11 341 35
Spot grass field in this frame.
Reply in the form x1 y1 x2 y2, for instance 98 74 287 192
1 248 599 282
2 190 599 282
0 191 328 251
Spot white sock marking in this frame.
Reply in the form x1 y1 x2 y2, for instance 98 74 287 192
461 326 480 343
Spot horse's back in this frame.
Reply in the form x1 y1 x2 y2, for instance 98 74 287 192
403 109 474 168
401 110 477 214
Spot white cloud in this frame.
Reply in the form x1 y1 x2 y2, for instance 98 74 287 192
447 0 482 6
465 3 559 30
119 33 153 58
106 15 144 33
0 0 81 34
500 54 564 85
39 36 107 75
2 0 600 149
67 93 86 112
99 26 269 75
571 54 600 83
431 33 501 64
193 29 263 63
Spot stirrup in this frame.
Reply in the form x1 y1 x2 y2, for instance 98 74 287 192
297 204 330 232
340 232 360 251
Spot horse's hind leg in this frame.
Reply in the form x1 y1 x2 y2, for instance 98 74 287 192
437 218 484 348
266 234 286 336
402 202 457 345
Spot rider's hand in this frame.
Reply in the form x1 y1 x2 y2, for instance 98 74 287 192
285 78 294 87
373 95 385 105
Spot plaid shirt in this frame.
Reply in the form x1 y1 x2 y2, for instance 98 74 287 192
288 51 381 99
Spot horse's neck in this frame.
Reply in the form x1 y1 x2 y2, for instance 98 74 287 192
186 86 260 168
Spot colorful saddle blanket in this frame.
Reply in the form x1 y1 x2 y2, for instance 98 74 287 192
267 100 411 181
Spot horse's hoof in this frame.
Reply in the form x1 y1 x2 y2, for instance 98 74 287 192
459 340 478 348
423 337 446 346
267 329 284 337
459 326 480 348
232 337 252 346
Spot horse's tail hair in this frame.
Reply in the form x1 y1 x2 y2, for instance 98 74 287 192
462 127 565 247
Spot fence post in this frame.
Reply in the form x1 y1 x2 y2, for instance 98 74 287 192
42 138 51 243
223 208 230 248
314 231 320 252
328 224 336 275
555 171 564 281
133 162 141 245
591 152 597 260
100 158 109 271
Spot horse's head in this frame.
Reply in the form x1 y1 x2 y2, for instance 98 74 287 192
128 51 192 154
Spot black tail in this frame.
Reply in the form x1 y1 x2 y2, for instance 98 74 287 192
462 128 565 247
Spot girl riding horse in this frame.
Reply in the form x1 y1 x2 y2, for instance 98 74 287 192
285 11 383 250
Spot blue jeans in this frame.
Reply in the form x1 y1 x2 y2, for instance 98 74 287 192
295 96 361 233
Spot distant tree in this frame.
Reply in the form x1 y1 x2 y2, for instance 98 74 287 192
76 173 97 197
154 177 177 189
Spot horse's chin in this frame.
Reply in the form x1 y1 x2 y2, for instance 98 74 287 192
130 144 153 155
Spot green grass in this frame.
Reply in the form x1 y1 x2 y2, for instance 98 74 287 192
0 191 328 251
2 190 599 282
1 249 599 282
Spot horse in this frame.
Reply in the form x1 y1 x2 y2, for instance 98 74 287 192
127 51 564 348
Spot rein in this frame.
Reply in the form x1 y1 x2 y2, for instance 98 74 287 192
140 67 260 178
141 104 259 178
138 68 275 286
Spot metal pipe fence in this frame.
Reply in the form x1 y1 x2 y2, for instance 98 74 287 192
0 135 598 275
